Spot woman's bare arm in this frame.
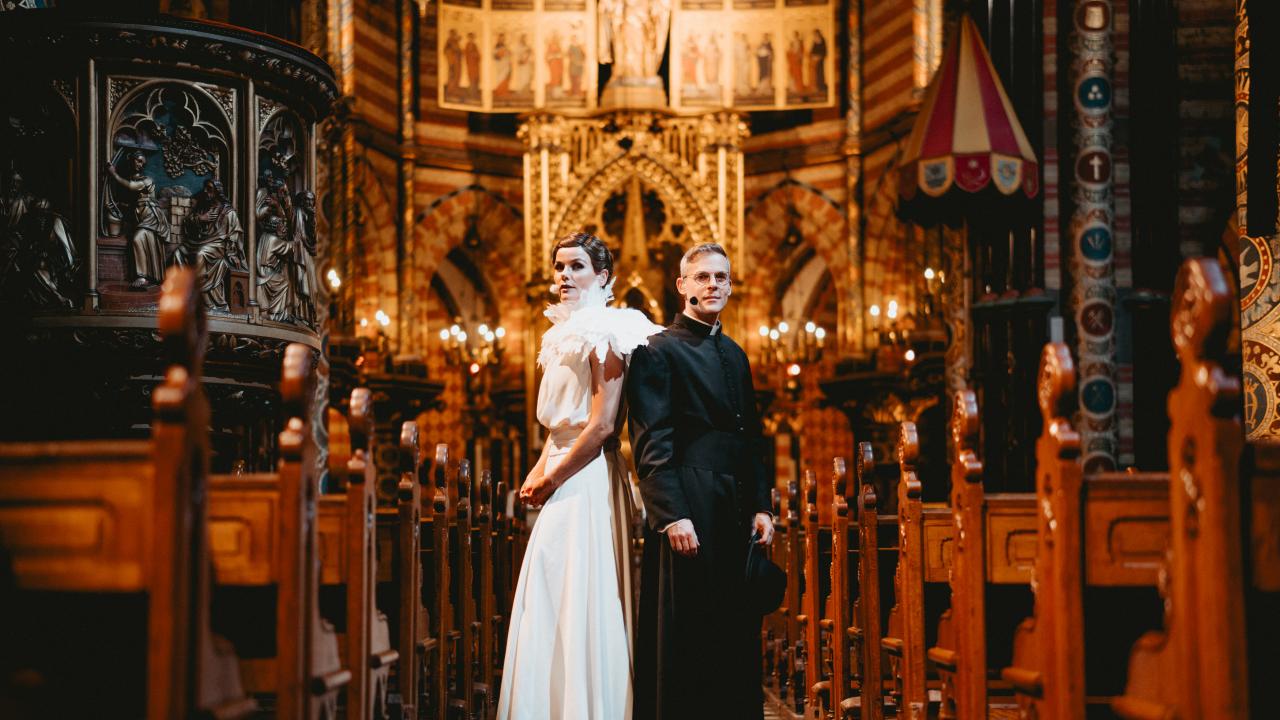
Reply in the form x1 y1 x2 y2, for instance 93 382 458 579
527 435 551 483
521 350 625 504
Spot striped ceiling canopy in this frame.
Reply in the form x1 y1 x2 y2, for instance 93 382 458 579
897 15 1039 224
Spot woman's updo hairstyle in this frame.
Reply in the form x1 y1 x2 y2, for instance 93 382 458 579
551 231 614 282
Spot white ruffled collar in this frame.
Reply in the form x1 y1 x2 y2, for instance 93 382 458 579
544 277 616 324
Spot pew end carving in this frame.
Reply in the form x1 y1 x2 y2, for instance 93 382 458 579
883 421 926 719
928 389 985 720
1001 342 1085 719
852 441 884 720
1114 258 1251 719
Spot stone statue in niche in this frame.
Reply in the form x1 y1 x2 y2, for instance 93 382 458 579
599 0 671 80
598 0 671 106
291 189 318 327
255 177 296 322
0 169 78 308
106 149 173 288
178 177 245 311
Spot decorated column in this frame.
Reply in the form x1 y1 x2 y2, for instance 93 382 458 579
1070 0 1118 472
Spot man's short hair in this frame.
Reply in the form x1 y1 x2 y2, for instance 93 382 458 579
680 242 729 276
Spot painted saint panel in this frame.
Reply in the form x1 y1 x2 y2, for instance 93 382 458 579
491 18 537 109
440 5 487 111
673 13 725 109
439 0 595 112
782 8 832 107
671 0 833 110
540 14 594 109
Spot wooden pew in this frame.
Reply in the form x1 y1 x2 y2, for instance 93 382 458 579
0 268 254 719
424 443 453 720
764 477 806 716
797 468 826 714
475 468 499 710
392 420 429 719
883 424 927 719
1113 257 1253 719
490 475 516 694
208 344 350 718
826 458 853 718
319 387 399 719
998 341 1175 718
925 389 1039 719
1000 343 1086 719
851 442 884 720
760 485 784 707
447 459 477 718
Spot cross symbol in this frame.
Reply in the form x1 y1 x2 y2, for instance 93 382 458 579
1088 154 1105 180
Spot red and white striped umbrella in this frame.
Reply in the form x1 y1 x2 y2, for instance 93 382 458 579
898 15 1039 223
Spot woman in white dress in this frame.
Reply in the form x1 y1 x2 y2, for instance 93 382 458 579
497 232 662 720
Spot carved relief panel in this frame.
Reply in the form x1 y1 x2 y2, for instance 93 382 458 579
0 80 78 309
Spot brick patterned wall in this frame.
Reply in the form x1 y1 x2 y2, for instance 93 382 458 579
862 0 915 133
741 180 850 359
354 0 399 136
861 142 917 318
800 355 854 524
416 287 468 456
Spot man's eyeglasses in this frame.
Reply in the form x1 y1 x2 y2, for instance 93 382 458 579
684 272 732 287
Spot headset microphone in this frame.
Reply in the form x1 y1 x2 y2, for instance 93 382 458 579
689 296 699 306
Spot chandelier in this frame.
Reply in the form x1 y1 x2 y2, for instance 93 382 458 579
439 319 506 374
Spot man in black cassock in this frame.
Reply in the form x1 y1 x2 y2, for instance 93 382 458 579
627 242 774 720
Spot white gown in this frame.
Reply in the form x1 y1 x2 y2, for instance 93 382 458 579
496 280 662 720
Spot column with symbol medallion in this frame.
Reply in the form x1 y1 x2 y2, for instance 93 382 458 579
1070 0 1118 472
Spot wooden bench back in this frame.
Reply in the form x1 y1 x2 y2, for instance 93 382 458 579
854 442 885 720
1114 257 1251 719
827 458 852 715
0 268 253 719
884 422 927 719
1001 342 1086 718
426 442 452 720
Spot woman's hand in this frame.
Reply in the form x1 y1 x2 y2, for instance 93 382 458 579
518 469 557 506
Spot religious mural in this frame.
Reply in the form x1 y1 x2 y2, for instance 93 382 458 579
440 6 487 110
673 17 725 108
541 16 591 108
671 0 833 110
439 0 596 111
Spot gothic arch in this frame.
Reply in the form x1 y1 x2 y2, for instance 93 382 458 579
862 145 915 314
409 185 527 386
352 153 396 330
552 151 720 250
742 180 849 353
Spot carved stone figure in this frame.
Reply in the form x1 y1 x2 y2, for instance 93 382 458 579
0 172 78 308
179 178 244 311
1 169 34 232
255 178 296 322
598 0 672 106
599 0 671 79
290 189 317 327
106 149 172 288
